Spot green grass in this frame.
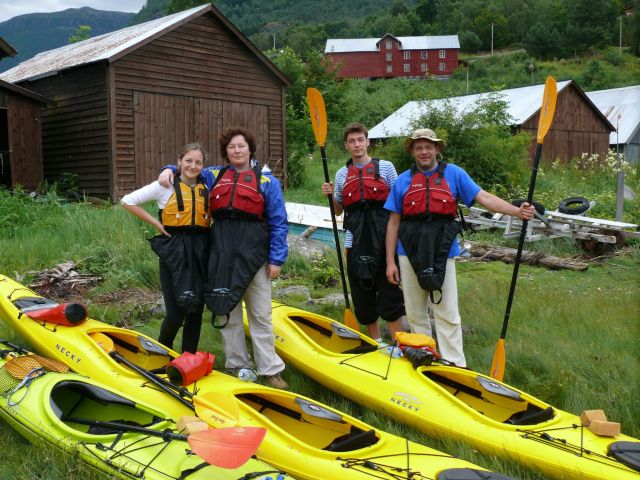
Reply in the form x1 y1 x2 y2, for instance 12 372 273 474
0 188 639 479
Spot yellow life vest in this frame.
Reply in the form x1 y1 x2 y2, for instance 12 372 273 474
161 176 209 229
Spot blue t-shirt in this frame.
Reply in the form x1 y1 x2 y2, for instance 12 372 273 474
384 162 481 257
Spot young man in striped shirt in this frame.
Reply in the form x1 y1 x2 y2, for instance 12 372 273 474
322 123 405 343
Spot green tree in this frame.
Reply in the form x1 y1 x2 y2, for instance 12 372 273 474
524 21 563 59
472 8 513 50
459 30 482 52
630 0 640 56
390 0 409 16
414 0 438 24
68 25 92 43
563 0 622 54
166 0 209 15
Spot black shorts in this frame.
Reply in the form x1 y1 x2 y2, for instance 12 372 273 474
347 255 405 326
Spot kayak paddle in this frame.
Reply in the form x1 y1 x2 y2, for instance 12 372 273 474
306 87 359 331
490 76 558 381
64 417 265 469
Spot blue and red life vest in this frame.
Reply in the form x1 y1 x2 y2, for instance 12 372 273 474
210 165 265 220
401 162 457 219
342 158 390 211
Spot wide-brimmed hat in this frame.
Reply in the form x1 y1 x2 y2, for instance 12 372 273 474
403 128 445 153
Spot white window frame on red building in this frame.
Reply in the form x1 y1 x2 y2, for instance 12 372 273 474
439 49 446 58
404 51 410 59
421 50 428 59
403 63 410 72
439 62 446 71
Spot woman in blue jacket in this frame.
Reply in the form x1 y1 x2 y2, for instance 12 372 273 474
160 127 289 389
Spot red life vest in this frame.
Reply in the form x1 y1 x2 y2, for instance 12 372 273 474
342 158 390 212
402 162 457 219
210 165 265 220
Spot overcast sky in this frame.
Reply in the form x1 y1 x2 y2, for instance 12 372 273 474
0 1 147 23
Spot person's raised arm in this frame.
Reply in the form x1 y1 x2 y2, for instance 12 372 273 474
385 212 401 285
475 190 534 221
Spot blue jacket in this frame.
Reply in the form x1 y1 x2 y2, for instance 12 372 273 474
164 163 289 266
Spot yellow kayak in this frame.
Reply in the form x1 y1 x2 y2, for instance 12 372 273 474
0 273 515 480
249 301 640 480
0 340 284 480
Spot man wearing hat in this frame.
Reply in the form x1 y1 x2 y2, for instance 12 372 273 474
322 122 406 344
384 128 534 367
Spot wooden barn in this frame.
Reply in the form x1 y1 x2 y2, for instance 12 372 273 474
368 80 614 165
0 4 290 199
1 37 53 191
325 34 460 80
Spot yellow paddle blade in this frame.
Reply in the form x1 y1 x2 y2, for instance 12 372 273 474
344 308 359 331
193 391 240 428
536 76 558 144
490 339 506 381
306 87 327 147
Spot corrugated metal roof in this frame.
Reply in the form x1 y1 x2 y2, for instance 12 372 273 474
369 80 575 139
585 85 640 144
0 5 210 83
325 35 460 53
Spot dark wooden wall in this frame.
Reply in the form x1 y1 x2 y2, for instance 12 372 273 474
0 88 44 190
18 63 111 197
16 11 287 200
112 14 286 197
521 84 611 165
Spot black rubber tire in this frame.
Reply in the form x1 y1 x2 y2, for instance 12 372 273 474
558 196 590 215
511 199 545 215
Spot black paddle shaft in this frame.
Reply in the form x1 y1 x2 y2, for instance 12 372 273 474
64 416 186 441
500 143 543 339
320 146 352 310
109 351 195 411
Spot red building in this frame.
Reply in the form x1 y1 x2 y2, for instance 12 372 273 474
325 34 460 79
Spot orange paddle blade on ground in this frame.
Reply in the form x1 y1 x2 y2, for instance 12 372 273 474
188 427 267 469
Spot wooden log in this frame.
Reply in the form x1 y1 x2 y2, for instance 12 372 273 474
463 241 588 271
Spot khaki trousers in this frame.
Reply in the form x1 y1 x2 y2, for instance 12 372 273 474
398 256 466 367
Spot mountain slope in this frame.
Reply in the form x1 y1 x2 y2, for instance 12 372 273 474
0 7 134 73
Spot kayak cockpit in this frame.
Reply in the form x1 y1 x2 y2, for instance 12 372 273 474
238 392 379 452
88 330 173 372
50 380 163 434
424 368 555 425
289 315 378 354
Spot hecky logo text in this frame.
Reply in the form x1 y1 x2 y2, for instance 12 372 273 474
390 392 422 412
55 343 82 364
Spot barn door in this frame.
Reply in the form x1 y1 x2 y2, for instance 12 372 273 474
134 92 194 186
222 102 269 166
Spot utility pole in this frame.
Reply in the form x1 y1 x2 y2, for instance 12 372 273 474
619 16 623 56
616 114 624 221
491 23 494 55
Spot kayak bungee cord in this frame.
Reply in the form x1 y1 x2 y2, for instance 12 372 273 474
339 450 456 480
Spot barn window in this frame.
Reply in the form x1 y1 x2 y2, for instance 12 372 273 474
439 49 446 58
386 41 392 49
421 63 427 72
439 62 446 71
403 63 410 72
421 51 428 59
386 64 393 73
404 51 410 59
386 52 392 61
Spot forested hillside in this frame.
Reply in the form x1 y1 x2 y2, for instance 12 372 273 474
0 8 134 72
154 0 640 59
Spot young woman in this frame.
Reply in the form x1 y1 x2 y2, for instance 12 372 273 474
159 128 289 389
121 143 209 353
